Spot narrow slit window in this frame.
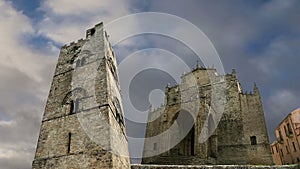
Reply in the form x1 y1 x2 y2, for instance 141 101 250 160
284 125 288 136
293 142 297 152
70 100 75 114
67 132 71 154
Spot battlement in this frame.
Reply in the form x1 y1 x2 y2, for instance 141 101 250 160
181 65 219 78
61 22 105 49
61 38 86 49
86 22 104 39
240 83 260 96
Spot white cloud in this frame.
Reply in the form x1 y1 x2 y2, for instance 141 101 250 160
38 0 131 44
0 1 56 83
0 1 56 168
41 0 128 17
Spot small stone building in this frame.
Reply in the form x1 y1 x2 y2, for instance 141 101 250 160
142 66 273 165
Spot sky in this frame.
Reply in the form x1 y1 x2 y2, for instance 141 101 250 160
0 0 300 168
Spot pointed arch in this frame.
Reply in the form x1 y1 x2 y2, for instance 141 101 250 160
62 87 88 105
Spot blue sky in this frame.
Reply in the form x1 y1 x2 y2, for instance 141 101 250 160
0 0 300 168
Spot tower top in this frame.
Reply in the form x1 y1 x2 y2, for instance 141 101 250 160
86 22 104 38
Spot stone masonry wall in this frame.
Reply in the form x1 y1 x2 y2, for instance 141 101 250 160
132 164 300 169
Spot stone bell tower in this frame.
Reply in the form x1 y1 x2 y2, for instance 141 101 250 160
32 22 130 169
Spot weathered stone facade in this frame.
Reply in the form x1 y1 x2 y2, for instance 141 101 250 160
32 23 130 169
271 108 300 165
142 67 273 165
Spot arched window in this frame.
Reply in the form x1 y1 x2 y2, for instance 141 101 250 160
69 99 80 114
70 100 75 114
81 57 86 66
62 88 87 114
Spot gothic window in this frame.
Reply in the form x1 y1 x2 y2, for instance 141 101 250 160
74 50 93 67
70 100 75 114
62 88 87 114
81 57 86 66
250 136 257 145
69 99 80 114
75 57 87 68
67 132 71 154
